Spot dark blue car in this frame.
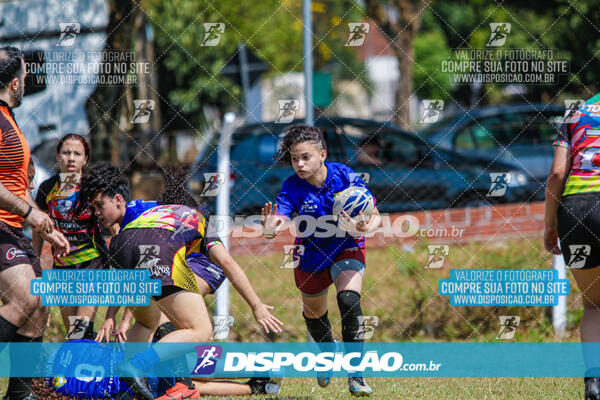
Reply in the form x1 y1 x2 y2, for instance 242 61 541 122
190 117 532 214
419 103 566 200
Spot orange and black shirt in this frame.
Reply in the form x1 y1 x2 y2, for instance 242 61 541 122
0 99 29 228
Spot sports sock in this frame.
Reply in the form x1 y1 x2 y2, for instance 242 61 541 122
131 347 160 371
83 321 95 340
152 322 190 392
6 334 42 400
175 376 195 390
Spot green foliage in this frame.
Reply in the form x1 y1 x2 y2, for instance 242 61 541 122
142 0 600 125
143 0 367 125
429 0 600 104
413 24 453 100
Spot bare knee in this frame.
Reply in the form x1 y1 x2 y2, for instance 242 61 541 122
172 318 212 342
6 295 40 325
18 305 48 337
302 294 328 319
20 294 40 317
303 305 327 319
195 323 213 342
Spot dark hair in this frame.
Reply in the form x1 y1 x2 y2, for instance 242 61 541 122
159 167 199 208
57 133 91 161
277 125 327 163
76 162 130 214
0 46 24 90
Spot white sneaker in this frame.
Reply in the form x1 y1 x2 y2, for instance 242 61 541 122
348 377 372 396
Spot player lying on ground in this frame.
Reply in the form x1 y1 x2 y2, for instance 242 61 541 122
76 163 283 400
262 125 381 397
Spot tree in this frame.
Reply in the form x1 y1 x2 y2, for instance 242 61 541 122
87 0 139 165
412 10 452 102
431 0 600 106
143 0 366 127
366 0 426 129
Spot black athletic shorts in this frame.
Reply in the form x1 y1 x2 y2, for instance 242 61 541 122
0 221 42 277
109 227 184 287
557 192 600 269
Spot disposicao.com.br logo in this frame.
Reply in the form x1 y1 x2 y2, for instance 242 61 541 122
184 343 443 378
222 351 441 375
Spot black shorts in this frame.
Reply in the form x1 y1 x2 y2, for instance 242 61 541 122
557 192 600 269
110 227 215 298
152 285 184 301
0 221 42 277
109 228 184 287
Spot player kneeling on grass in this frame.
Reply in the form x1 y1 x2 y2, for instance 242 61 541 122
261 125 381 397
76 162 284 400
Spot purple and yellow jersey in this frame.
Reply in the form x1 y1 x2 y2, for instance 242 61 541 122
119 201 224 294
554 96 600 196
35 174 104 267
121 200 223 254
119 199 159 230
275 162 375 274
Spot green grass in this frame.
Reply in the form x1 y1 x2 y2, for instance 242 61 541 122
212 237 581 342
197 377 583 399
0 377 586 399
197 237 587 398
2 237 589 398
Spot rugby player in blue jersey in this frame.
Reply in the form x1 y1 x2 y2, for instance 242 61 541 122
261 125 381 396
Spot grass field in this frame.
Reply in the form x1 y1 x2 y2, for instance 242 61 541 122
211 237 581 343
0 237 589 398
272 377 583 399
280 377 583 399
1 377 584 399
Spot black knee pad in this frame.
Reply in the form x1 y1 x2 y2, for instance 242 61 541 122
153 321 177 342
337 290 363 342
152 321 192 392
0 314 19 343
83 321 96 340
304 311 333 342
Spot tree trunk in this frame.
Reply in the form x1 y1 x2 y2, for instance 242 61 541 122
133 10 163 168
366 0 423 129
394 29 415 129
86 0 138 166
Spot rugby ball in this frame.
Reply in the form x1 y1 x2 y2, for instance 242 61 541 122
332 186 374 221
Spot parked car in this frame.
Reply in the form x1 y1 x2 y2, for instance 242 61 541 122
190 117 532 214
419 103 566 200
